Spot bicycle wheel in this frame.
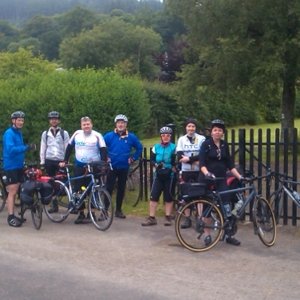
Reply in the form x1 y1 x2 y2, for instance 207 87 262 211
88 187 113 231
31 192 43 230
175 199 224 252
44 180 71 223
252 197 277 247
0 179 7 212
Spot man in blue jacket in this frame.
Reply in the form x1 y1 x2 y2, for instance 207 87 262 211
104 114 143 218
3 111 36 227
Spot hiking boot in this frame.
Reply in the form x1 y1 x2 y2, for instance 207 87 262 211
141 216 157 226
74 212 85 224
181 217 192 229
204 235 212 246
115 210 126 219
7 215 22 228
164 215 172 226
226 236 241 246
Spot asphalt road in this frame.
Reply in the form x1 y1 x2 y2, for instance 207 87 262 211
0 210 299 300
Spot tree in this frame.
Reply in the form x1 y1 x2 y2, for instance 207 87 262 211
59 18 162 79
166 0 300 132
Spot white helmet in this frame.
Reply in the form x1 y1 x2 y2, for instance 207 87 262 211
114 114 128 123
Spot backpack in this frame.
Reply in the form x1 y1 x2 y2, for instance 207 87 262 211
44 128 66 144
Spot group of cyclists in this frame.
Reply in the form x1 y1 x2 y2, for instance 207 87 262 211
141 118 243 247
2 110 244 247
2 111 142 227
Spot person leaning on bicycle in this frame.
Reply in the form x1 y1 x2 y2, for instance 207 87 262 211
40 111 70 213
176 118 206 229
141 126 176 227
2 111 36 227
60 116 107 224
199 119 243 246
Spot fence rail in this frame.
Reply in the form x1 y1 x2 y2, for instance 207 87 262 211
134 128 300 226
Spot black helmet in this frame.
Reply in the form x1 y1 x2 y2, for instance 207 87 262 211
185 118 197 127
160 126 173 134
211 119 225 130
11 111 25 119
48 111 60 119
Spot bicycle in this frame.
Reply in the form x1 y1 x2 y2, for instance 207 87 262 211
44 162 113 231
175 174 277 252
268 172 300 224
19 165 47 230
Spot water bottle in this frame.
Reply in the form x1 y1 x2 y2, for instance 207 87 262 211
232 194 244 216
224 203 232 217
292 191 300 204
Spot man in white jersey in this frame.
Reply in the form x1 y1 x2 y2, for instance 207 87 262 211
61 116 107 224
176 118 206 228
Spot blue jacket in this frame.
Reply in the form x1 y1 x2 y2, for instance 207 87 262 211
3 126 28 170
104 130 143 170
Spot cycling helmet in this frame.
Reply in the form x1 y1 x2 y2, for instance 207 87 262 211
48 111 60 119
185 118 197 127
211 119 225 130
160 126 173 135
114 114 128 123
11 111 25 119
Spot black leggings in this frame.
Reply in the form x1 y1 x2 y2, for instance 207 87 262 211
106 168 128 212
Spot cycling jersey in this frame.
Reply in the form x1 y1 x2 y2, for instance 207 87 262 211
152 142 176 169
104 130 143 170
40 127 69 164
176 133 205 171
2 126 28 170
66 130 106 166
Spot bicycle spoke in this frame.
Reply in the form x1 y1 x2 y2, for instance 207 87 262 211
175 199 224 252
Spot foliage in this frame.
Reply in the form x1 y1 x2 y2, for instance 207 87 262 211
166 0 300 130
59 18 162 79
142 81 179 135
0 68 150 152
0 49 57 80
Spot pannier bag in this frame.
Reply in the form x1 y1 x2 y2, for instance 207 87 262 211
90 161 109 176
20 180 37 205
180 182 207 200
39 182 54 205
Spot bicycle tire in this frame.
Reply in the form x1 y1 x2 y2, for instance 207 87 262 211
31 192 43 230
0 179 7 212
175 199 224 252
44 180 71 223
252 197 277 247
88 187 113 231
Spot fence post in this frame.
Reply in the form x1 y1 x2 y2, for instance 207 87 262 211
166 123 176 144
238 129 246 173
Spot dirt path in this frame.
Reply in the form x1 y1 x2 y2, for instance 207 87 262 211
0 211 299 300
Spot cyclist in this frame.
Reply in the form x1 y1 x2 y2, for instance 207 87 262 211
199 119 243 246
176 118 206 229
104 114 143 219
61 116 107 224
40 111 69 213
141 126 176 226
2 111 36 227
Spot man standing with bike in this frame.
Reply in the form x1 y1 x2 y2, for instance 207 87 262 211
61 116 107 224
40 111 69 213
104 114 143 219
2 111 36 227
